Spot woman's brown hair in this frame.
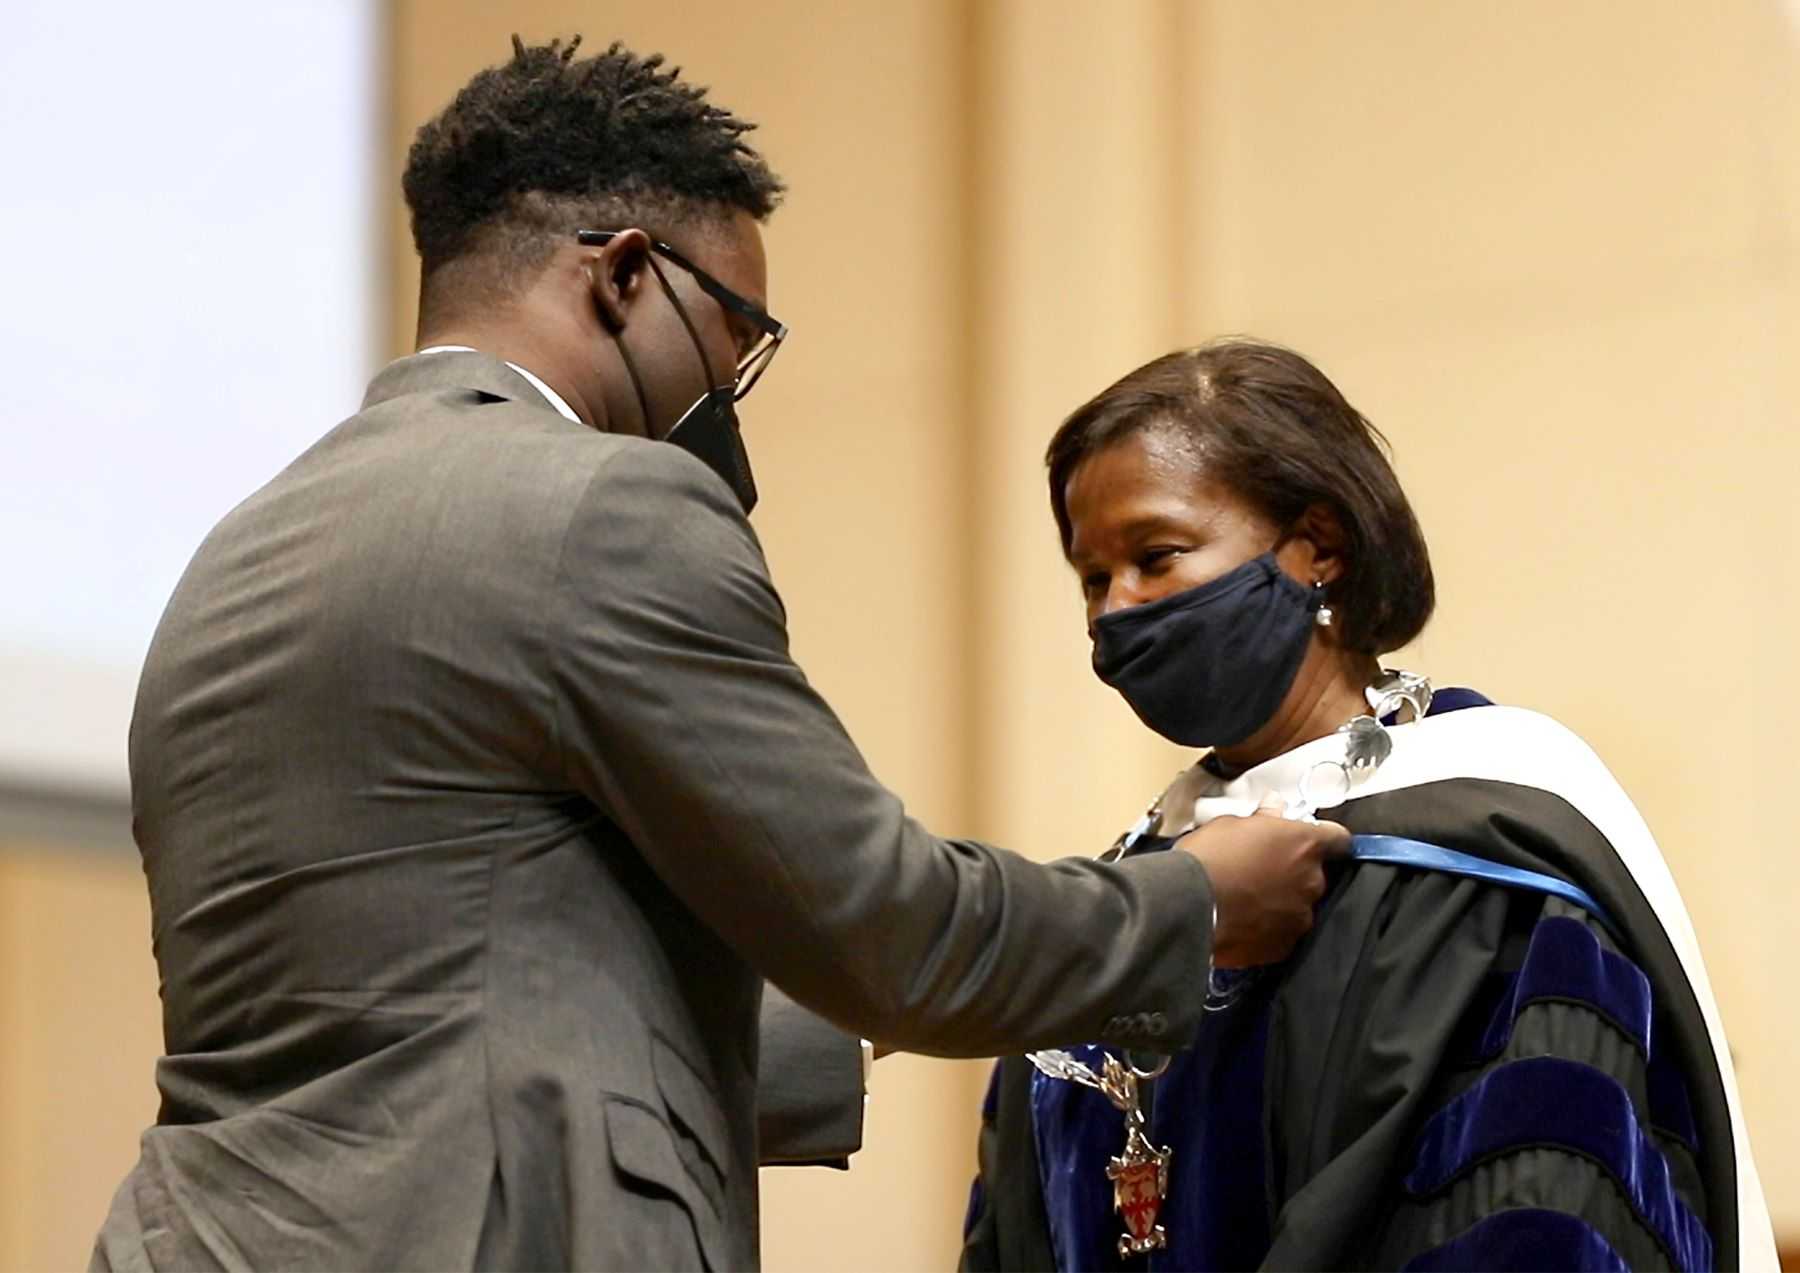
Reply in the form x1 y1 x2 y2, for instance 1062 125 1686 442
1046 339 1435 654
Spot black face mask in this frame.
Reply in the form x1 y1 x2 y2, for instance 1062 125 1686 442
664 383 757 513
1090 552 1320 748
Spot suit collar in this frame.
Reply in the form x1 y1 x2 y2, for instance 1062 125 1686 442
362 349 564 415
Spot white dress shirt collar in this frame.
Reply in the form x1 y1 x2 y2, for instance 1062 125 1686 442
415 344 583 426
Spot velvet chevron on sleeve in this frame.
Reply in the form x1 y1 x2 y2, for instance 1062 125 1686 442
1367 905 1709 1269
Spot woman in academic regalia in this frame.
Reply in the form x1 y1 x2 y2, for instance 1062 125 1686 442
959 340 1776 1272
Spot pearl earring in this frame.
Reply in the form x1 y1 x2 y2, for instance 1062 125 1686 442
1313 580 1334 628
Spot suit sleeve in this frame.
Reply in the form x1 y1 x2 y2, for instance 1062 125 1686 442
548 443 1213 1057
756 983 864 1166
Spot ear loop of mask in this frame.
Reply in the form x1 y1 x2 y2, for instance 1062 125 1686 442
645 254 729 405
597 251 728 441
612 339 657 438
593 258 659 436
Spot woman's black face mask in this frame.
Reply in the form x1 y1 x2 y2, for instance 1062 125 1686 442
1089 552 1321 747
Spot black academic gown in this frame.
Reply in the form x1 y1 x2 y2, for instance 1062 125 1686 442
961 699 1773 1272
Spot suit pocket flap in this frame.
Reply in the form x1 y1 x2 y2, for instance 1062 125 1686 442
604 1098 726 1269
650 1034 731 1182
608 1101 727 1231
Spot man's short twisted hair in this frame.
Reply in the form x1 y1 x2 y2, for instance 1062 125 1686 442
403 36 783 293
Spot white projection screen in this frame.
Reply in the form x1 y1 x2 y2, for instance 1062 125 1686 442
0 1 381 799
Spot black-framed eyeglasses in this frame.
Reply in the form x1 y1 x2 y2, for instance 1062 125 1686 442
577 229 788 401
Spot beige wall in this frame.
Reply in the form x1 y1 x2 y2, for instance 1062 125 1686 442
4 0 1797 1267
0 846 161 1272
1176 0 1800 1238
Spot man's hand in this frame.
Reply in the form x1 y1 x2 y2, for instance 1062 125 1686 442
1175 795 1351 968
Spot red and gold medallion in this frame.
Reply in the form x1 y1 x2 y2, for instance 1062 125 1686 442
1108 1130 1173 1257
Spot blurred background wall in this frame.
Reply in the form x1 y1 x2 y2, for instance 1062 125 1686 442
2 0 1796 1267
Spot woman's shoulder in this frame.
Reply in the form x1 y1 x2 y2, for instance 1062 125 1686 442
1375 701 1630 810
1364 703 1673 929
1146 695 1645 848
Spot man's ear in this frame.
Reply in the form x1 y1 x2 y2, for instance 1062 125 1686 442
1293 501 1351 584
585 227 654 333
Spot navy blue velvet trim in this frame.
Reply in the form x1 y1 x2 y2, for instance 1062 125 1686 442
1031 1044 1126 1272
1647 1049 1701 1154
1470 916 1653 1063
1027 1011 1274 1270
1150 1002 1272 1269
1399 1208 1631 1272
1404 1056 1711 1271
1381 686 1491 726
1427 687 1493 714
1123 832 1178 858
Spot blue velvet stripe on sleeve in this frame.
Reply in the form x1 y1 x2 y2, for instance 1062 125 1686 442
1468 916 1653 1063
1400 1208 1632 1272
1404 1056 1711 1270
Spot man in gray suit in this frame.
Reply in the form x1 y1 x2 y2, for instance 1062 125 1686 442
94 37 1345 1271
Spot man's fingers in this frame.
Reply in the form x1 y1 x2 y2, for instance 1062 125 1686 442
1312 818 1353 857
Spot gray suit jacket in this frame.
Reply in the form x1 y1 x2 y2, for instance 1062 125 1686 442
94 352 1213 1271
